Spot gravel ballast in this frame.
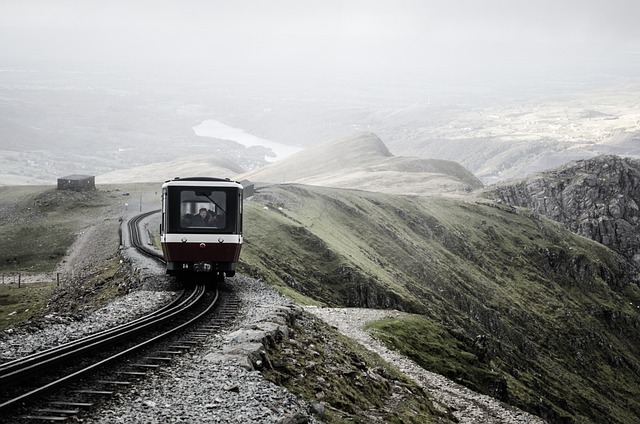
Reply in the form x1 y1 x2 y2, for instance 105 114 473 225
81 276 320 424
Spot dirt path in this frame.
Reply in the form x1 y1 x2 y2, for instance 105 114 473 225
305 307 546 424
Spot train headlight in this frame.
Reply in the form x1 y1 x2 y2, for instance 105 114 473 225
218 237 224 243
181 238 187 243
199 243 206 249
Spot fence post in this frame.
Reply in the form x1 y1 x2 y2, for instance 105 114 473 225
18 273 21 288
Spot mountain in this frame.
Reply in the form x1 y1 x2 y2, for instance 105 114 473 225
239 132 483 194
240 182 640 424
486 155 640 273
95 131 483 194
3 73 639 187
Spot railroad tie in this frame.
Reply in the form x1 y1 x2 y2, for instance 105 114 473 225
72 389 113 396
49 401 94 408
19 414 68 421
144 356 173 362
118 371 147 376
129 363 161 368
169 345 193 350
96 380 131 386
33 408 79 415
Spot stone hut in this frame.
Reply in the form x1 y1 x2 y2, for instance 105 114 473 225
57 174 96 191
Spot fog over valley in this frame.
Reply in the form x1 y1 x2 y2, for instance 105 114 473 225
1 0 640 187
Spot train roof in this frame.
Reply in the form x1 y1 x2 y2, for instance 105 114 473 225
162 176 243 188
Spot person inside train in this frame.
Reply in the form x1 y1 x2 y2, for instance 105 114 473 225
191 208 210 226
181 213 193 227
206 210 221 227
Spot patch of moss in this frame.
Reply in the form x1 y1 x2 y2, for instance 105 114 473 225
366 315 509 400
1 224 76 272
0 282 55 331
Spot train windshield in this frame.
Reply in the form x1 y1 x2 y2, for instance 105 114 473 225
180 189 226 229
168 187 238 233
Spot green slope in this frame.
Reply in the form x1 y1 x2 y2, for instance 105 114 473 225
240 184 640 424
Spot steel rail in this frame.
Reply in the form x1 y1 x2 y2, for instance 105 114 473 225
0 284 215 413
0 211 212 415
0 285 193 388
128 209 164 261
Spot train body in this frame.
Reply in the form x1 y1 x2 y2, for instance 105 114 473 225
160 177 243 281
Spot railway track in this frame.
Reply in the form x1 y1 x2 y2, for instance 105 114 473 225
0 211 240 422
127 209 163 260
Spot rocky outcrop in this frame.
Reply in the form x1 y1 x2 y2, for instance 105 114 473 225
488 155 640 272
205 304 302 371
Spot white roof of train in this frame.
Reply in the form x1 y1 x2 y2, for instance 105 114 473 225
162 177 243 188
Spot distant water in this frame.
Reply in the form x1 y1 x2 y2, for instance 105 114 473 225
193 119 302 162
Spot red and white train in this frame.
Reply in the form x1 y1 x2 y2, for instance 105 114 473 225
160 177 243 282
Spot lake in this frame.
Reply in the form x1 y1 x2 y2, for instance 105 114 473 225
193 119 303 162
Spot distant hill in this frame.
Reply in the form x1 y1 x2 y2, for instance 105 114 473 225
239 132 483 194
96 156 243 184
96 132 483 194
372 83 640 184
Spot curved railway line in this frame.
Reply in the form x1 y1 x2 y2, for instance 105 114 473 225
0 211 240 422
127 209 163 261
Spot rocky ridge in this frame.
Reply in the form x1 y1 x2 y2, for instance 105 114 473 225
488 155 640 272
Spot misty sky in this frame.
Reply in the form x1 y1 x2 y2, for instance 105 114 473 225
1 0 639 87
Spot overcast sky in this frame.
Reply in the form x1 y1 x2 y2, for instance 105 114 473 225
1 0 639 87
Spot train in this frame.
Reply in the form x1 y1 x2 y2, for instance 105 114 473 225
160 177 243 282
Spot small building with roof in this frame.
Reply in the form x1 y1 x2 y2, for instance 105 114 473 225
57 174 96 191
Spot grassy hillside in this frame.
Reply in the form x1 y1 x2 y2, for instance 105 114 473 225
240 184 640 424
0 184 157 327
0 186 107 272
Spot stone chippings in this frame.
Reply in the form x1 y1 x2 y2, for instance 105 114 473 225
0 275 318 423
0 290 175 361
305 307 545 424
88 276 318 424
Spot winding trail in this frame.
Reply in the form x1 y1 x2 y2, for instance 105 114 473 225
305 307 546 424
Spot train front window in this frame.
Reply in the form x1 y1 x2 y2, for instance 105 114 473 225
178 189 227 230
